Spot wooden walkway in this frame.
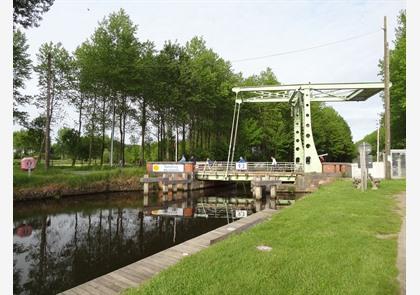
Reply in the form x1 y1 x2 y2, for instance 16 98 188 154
58 209 278 295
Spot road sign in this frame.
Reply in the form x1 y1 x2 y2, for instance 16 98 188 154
358 142 372 153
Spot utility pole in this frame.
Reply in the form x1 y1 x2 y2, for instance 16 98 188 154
45 52 52 170
376 117 380 162
175 126 178 162
383 16 391 179
110 97 116 167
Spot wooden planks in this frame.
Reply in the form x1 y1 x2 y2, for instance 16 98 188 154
59 209 277 295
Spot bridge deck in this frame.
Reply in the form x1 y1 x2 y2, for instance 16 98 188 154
194 161 302 182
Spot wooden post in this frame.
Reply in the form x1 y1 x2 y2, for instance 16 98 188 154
162 174 168 200
270 184 276 209
143 174 149 195
254 177 262 212
172 174 178 196
168 174 173 193
182 173 188 191
384 16 391 179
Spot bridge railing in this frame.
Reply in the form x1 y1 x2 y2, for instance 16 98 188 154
195 161 303 174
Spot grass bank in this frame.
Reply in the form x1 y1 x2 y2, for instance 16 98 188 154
13 164 146 200
125 179 405 295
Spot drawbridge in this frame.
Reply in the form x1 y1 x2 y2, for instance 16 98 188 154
195 82 387 183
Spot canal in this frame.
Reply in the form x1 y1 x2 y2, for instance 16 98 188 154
13 186 252 295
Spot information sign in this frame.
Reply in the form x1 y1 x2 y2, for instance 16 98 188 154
152 164 184 173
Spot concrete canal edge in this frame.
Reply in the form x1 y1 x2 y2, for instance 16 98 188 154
58 209 278 295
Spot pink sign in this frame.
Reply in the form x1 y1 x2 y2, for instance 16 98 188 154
20 157 37 171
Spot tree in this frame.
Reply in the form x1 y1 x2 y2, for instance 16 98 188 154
378 10 406 149
311 105 356 162
13 29 32 124
76 9 141 166
34 42 72 169
13 116 46 158
56 128 80 165
13 0 55 28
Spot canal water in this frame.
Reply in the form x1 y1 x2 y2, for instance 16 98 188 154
13 186 251 295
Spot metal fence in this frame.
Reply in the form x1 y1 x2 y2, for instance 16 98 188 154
195 161 303 174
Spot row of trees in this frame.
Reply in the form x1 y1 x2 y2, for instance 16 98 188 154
14 7 357 167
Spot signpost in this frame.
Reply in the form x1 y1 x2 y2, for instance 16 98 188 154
358 142 371 191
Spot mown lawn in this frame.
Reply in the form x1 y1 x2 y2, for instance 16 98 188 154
125 179 405 295
13 164 146 189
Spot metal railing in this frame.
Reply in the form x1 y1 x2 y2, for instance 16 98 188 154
195 161 303 174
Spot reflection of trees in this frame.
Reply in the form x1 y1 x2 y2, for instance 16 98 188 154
13 205 226 295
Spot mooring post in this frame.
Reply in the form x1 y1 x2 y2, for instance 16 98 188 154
143 174 149 195
182 173 188 191
168 174 173 193
172 174 178 193
254 177 262 212
162 173 168 195
270 183 276 209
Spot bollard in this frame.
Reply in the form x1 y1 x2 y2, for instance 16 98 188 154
143 174 149 195
172 174 178 193
270 185 276 209
168 174 174 193
162 174 168 193
254 176 262 212
143 195 149 207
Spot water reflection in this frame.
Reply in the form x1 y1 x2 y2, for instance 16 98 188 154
13 187 249 295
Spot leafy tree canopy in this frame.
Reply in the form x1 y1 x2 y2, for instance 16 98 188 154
13 0 55 28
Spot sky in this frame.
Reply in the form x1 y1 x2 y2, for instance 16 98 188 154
15 0 406 142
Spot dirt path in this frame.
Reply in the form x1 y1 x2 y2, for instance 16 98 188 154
396 192 406 295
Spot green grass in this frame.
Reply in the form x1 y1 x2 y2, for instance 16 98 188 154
13 164 145 189
124 179 405 295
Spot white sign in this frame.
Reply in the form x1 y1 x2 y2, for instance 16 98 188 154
236 162 248 170
152 164 184 173
235 210 248 218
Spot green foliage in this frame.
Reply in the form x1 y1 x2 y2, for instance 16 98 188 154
13 164 145 189
13 0 55 28
377 10 406 149
124 179 405 295
312 104 356 162
18 9 359 167
356 128 385 159
13 29 32 124
56 128 80 160
13 116 45 158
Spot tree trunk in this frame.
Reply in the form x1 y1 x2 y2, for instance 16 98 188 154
100 97 106 166
88 95 97 166
110 96 116 166
74 92 84 166
182 122 186 156
119 111 123 165
44 53 52 170
140 97 146 165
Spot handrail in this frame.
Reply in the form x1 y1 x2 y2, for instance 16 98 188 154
195 161 303 173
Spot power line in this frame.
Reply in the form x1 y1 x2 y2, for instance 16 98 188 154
231 30 381 63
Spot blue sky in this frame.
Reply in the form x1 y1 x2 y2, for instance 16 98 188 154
16 0 406 142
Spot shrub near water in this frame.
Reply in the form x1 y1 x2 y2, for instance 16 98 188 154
125 179 405 295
